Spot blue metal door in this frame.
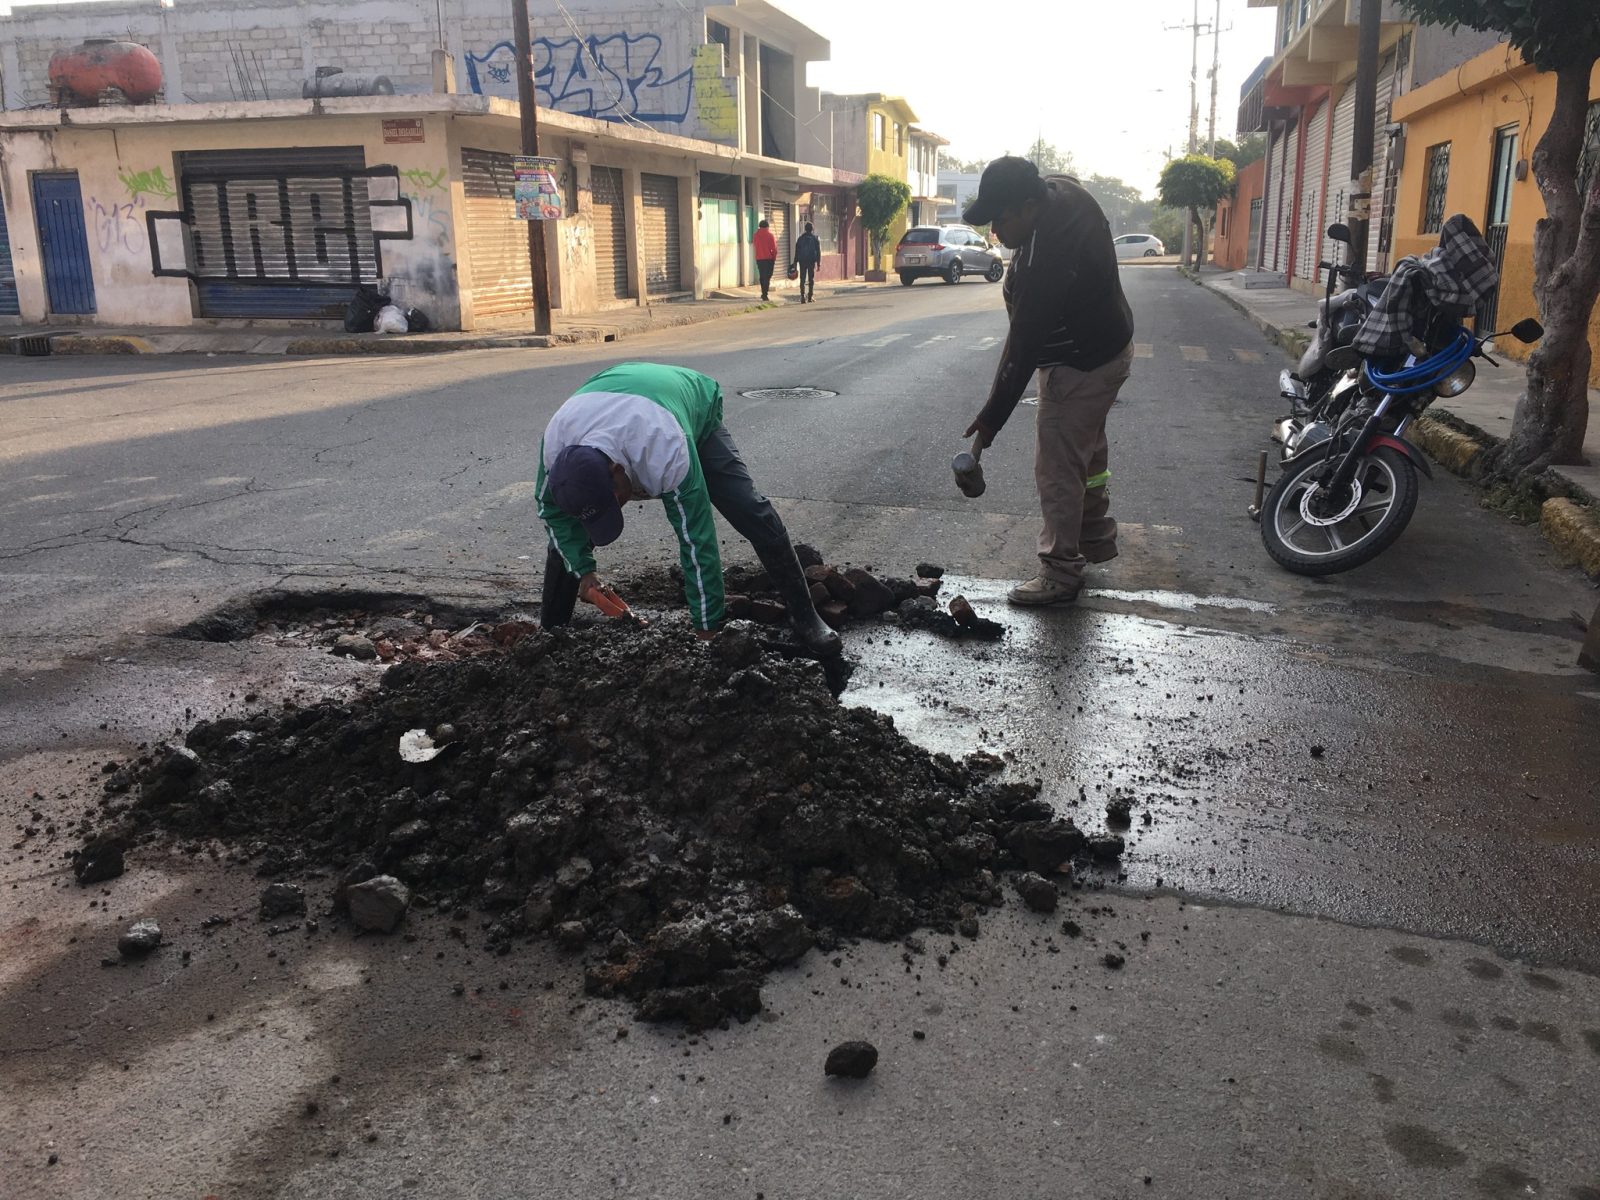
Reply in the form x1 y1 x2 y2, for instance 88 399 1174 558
0 188 19 317
32 172 97 315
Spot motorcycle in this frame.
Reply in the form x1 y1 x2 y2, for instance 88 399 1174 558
1257 311 1543 575
1273 222 1389 461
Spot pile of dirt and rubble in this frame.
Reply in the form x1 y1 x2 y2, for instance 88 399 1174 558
84 622 1115 1028
619 545 1004 641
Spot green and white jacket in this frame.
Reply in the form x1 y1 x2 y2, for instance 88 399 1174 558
536 362 726 629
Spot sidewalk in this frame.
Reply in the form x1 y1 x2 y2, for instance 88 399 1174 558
1193 265 1600 503
0 277 891 360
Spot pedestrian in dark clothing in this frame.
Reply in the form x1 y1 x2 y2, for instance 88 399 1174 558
793 222 821 302
960 156 1135 607
753 219 778 301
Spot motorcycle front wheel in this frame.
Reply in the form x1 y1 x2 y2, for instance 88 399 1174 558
1261 443 1418 575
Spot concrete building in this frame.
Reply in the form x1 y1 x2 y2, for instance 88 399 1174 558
0 0 854 327
1211 157 1266 272
1388 47 1600 381
907 127 950 228
1234 0 1502 292
821 92 917 276
936 170 980 222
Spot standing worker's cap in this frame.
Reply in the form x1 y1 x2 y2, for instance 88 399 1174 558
547 444 625 546
961 156 1044 226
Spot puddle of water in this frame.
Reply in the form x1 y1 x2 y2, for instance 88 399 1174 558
1088 588 1277 614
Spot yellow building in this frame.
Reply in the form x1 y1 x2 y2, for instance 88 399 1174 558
1390 47 1600 381
821 92 918 274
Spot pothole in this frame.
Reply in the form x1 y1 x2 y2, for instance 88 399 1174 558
739 386 838 400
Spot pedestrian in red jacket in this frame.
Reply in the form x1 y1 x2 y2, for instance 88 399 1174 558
753 219 778 301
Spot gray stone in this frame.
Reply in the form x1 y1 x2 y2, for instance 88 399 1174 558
750 905 814 965
331 633 377 660
118 918 162 957
345 875 410 933
259 882 307 919
73 839 125 885
1014 872 1059 913
824 1040 878 1078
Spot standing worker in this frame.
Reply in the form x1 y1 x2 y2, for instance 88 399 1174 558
793 221 821 303
959 156 1135 606
536 361 840 657
753 218 778 302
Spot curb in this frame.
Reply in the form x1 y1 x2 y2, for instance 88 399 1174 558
1195 276 1310 359
1409 415 1483 475
48 334 152 355
1540 498 1600 578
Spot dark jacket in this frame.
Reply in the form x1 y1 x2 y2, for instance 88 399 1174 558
979 177 1134 435
793 231 822 265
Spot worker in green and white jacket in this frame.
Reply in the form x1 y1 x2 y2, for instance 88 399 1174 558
536 361 840 656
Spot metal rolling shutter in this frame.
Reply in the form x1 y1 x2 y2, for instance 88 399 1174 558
1295 100 1329 282
591 165 629 302
179 146 372 319
1275 121 1299 273
461 149 532 316
1367 57 1397 272
0 189 18 316
1322 86 1357 265
1258 128 1283 269
762 199 791 268
640 173 682 296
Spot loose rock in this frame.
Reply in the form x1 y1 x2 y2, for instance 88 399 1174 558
332 633 377 660
118 919 162 957
259 882 307 919
1014 872 1059 913
345 875 410 933
824 1040 879 1079
72 839 125 885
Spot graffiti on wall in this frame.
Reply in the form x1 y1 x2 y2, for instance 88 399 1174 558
91 195 148 258
409 193 451 247
463 32 736 139
146 165 414 284
401 167 448 191
118 166 176 201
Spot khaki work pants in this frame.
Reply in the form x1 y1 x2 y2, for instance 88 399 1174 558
1034 342 1134 586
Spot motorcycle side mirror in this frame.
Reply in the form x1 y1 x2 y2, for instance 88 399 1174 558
1327 223 1351 244
1509 318 1543 343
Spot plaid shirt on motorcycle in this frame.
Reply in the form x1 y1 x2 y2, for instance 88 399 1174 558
1352 214 1500 359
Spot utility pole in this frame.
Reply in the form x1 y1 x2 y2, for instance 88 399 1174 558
1182 0 1199 268
1348 0 1382 270
512 0 553 336
1207 0 1221 156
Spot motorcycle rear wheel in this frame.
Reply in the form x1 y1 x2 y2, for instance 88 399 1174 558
1261 444 1418 575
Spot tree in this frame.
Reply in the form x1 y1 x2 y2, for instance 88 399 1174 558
1156 155 1235 267
943 154 993 174
1214 133 1266 171
1024 138 1076 179
1397 0 1600 473
1081 174 1154 236
1148 205 1188 250
856 173 912 274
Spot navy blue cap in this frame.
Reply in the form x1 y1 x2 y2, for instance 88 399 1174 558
548 445 624 546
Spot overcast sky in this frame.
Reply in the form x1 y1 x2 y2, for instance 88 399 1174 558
795 0 1278 197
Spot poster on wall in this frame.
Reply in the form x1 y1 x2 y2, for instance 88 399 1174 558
514 156 563 220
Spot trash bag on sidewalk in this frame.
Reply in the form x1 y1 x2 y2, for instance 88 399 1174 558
373 304 409 335
344 285 388 333
403 306 432 333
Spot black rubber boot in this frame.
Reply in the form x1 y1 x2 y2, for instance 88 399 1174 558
759 544 842 658
540 544 580 629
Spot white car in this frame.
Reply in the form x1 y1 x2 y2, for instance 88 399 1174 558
1114 233 1166 259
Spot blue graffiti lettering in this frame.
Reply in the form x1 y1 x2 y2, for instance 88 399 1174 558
464 32 693 126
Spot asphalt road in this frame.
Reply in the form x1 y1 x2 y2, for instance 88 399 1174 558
3 265 1598 1197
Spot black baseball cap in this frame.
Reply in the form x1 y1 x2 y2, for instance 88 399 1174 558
548 444 625 546
962 156 1045 226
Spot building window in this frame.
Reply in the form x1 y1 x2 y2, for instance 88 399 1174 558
1578 101 1600 201
1421 141 1451 235
810 192 840 253
873 113 886 151
893 124 904 157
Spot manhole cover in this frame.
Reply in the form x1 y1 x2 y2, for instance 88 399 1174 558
740 387 838 400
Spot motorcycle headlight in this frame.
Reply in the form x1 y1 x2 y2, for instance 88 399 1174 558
1433 360 1477 398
